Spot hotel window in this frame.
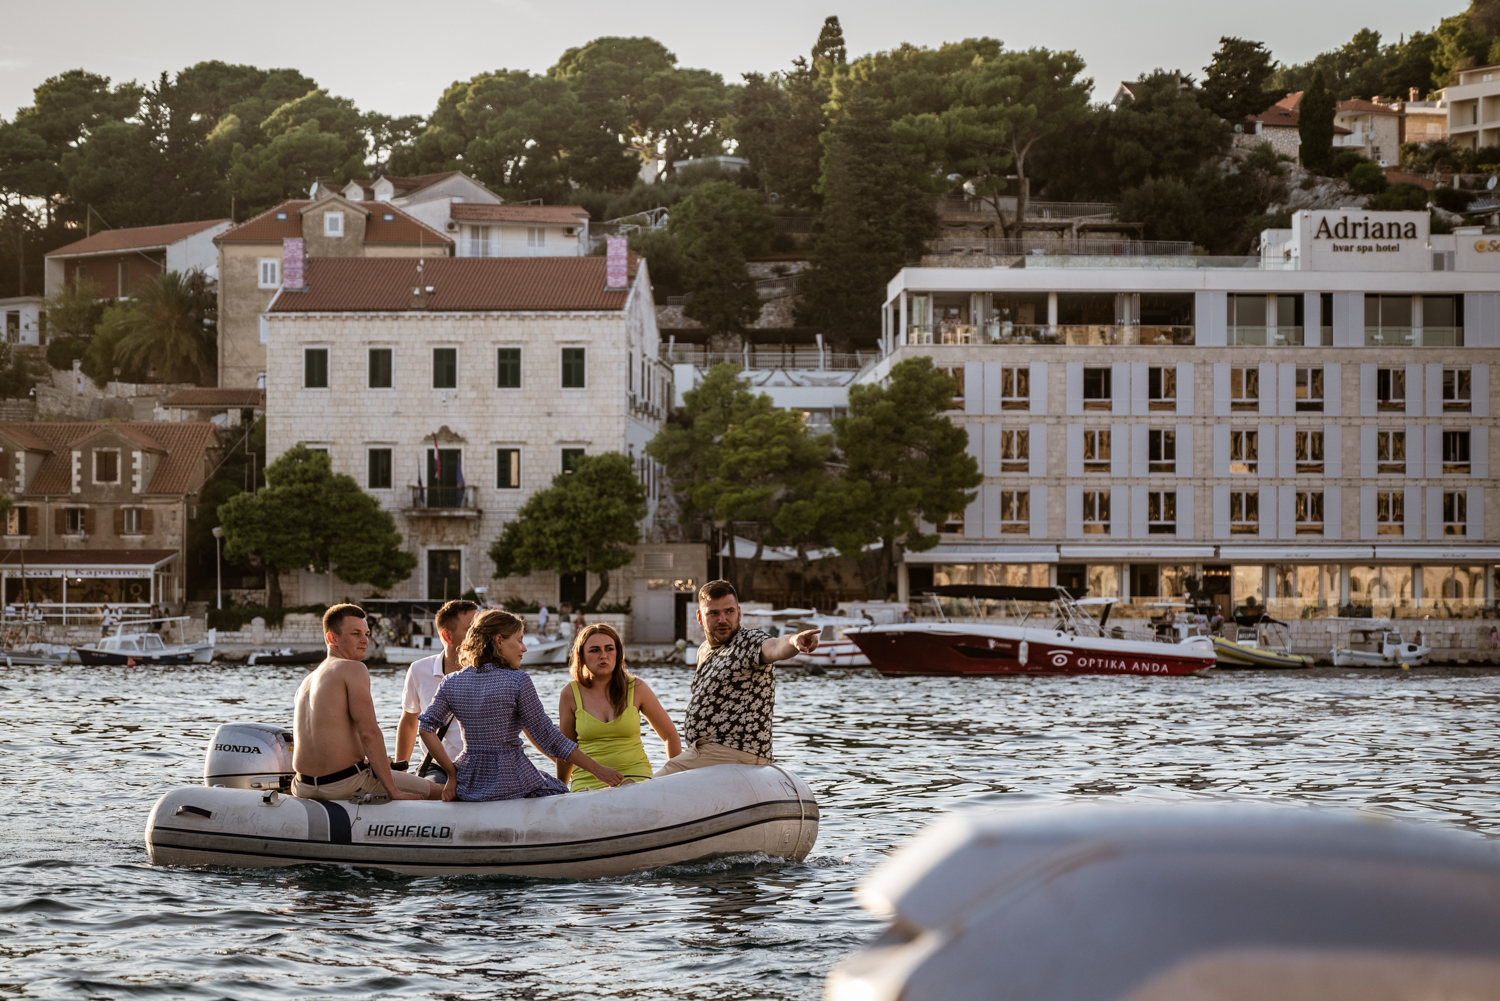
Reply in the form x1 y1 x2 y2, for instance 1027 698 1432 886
1147 491 1176 535
1376 491 1404 535
497 448 521 489
1295 366 1324 412
562 348 587 388
1000 491 1029 534
324 210 344 237
497 348 522 389
1082 491 1110 534
527 227 547 254
63 507 88 535
1444 368 1472 412
5 507 29 536
1229 491 1258 534
938 366 964 409
258 258 280 288
304 347 329 389
1082 367 1111 410
120 508 145 535
1444 491 1468 536
1365 295 1413 346
1000 429 1029 473
93 450 119 485
1226 294 1267 343
1295 430 1324 475
1000 366 1030 410
939 511 965 533
1443 430 1471 474
468 225 490 257
367 448 392 489
1148 429 1175 473
368 348 393 389
1294 491 1324 535
1376 367 1405 410
1230 429 1258 474
561 448 586 474
1083 427 1111 473
1376 430 1406 474
1229 367 1259 411
1147 367 1176 411
433 348 458 389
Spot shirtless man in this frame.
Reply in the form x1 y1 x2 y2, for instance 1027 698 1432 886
291 603 441 801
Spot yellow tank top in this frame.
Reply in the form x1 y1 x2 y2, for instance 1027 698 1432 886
570 678 653 792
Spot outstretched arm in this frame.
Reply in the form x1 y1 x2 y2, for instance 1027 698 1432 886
761 628 819 665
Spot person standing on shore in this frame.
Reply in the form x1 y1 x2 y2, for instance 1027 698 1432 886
393 599 478 781
655 580 818 775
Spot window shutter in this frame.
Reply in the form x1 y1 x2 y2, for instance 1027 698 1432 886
1304 292 1321 345
1258 363 1277 416
1176 425 1193 477
964 362 982 416
1196 291 1227 345
1110 488 1128 539
84 508 95 535
1468 486 1485 538
1359 487 1377 539
1213 364 1230 416
1278 425 1296 477
1405 363 1424 417
1131 485 1148 538
1213 425 1231 478
1279 485 1296 539
1177 362 1194 415
1212 485 1229 539
1028 425 1047 477
1324 425 1342 478
1259 486 1276 538
1359 363 1377 416
1130 425 1149 477
54 508 64 535
1065 485 1083 538
1278 364 1296 416
1030 485 1048 538
1405 486 1421 539
1425 365 1443 417
1473 426 1489 478
1474 364 1490 417
1111 362 1130 415
983 424 1001 476
1131 362 1149 415
1065 363 1083 415
1406 425 1423 479
1333 293 1362 347
1029 362 1048 415
1464 294 1500 347
1259 425 1276 478
114 508 124 534
1426 426 1443 479
1324 364 1341 416
142 509 153 534
964 427 982 534
1427 486 1443 540
983 484 1000 539
1360 426 1378 478
1066 424 1084 477
0 451 9 481
1177 485 1194 538
982 361 1001 415
1324 486 1342 539
1110 423 1128 478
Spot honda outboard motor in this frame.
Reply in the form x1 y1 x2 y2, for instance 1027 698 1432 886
203 723 294 791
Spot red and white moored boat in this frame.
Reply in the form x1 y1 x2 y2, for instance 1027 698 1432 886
849 585 1215 678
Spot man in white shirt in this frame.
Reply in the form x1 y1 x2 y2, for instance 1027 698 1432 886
393 599 478 781
537 604 550 637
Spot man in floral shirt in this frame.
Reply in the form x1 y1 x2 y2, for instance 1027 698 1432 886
657 580 819 775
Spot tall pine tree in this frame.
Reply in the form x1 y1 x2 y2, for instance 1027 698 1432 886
1298 71 1335 174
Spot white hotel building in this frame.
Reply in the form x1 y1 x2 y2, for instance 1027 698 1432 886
871 209 1500 623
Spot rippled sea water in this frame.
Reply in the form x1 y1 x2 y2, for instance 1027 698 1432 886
4 662 1500 999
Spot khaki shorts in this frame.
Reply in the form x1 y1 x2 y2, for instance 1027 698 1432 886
291 765 436 801
655 740 772 777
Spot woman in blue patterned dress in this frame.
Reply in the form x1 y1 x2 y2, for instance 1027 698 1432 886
418 609 623 801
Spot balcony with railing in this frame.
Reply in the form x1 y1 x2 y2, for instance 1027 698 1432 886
662 344 873 371
1364 327 1464 347
1226 326 1335 347
903 322 1195 347
404 485 481 517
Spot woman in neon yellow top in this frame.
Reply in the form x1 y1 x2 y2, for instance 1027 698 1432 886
556 623 681 791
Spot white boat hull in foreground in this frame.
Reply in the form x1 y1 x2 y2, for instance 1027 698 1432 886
145 764 819 878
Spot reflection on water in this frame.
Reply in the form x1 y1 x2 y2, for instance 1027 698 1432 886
3 663 1500 998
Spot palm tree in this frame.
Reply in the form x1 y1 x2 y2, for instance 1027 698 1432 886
107 269 216 384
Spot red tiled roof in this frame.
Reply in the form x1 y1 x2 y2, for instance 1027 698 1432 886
0 548 178 569
268 255 641 313
0 422 218 496
161 388 265 408
215 199 453 245
450 203 590 224
1275 92 1302 111
1247 95 1353 134
45 220 229 258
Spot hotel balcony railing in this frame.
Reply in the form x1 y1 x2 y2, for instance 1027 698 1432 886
904 322 1195 346
1364 326 1464 347
405 485 481 515
1226 326 1336 346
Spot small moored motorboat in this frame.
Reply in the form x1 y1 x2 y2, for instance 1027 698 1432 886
79 628 213 666
1206 615 1312 669
246 648 324 666
145 723 819 878
1332 624 1431 667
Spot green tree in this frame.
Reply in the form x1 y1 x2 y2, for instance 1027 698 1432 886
669 180 775 258
89 269 216 385
1298 70 1336 173
811 16 848 72
219 445 416 609
1201 37 1278 123
797 97 936 349
830 357 981 598
731 62 827 208
488 452 647 609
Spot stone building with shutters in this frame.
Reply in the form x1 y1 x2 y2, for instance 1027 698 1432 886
262 253 704 638
0 421 220 613
866 209 1500 623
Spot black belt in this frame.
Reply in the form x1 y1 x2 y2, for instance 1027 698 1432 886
296 761 367 785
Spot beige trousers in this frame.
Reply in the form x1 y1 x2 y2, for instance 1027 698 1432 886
655 740 773 777
291 765 437 801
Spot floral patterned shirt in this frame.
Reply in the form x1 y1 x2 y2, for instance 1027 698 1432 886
681 626 775 758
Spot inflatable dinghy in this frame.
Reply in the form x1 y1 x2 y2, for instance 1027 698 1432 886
145 724 819 878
